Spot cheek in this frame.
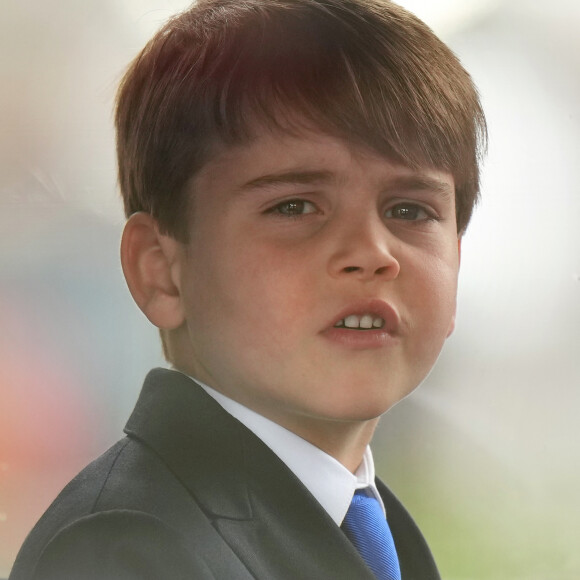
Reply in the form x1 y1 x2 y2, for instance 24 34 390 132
229 239 314 305
409 252 458 327
427 263 459 335
185 245 306 351
446 315 456 338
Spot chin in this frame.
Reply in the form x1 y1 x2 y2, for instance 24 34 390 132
318 388 407 423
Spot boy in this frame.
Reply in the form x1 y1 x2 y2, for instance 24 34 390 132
10 0 486 578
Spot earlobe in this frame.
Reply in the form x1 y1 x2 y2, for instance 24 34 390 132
120 212 185 330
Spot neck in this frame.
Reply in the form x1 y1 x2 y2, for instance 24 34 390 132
271 413 380 473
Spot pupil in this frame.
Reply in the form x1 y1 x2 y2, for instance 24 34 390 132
284 201 302 214
397 205 416 219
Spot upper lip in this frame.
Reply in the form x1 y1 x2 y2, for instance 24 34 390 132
327 298 401 335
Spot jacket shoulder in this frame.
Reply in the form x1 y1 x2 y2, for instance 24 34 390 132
29 510 214 580
10 437 209 580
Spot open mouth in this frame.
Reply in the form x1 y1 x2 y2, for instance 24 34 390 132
334 314 385 330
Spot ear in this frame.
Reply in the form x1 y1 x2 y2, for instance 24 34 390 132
120 212 185 330
446 236 462 338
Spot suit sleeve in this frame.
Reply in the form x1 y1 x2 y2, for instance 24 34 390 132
31 510 215 580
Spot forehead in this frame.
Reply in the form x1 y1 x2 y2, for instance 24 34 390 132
192 122 455 200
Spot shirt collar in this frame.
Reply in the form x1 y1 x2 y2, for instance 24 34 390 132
180 371 385 525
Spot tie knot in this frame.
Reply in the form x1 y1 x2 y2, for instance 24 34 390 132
342 489 401 580
351 488 383 512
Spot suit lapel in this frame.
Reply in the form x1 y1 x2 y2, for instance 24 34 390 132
125 369 253 520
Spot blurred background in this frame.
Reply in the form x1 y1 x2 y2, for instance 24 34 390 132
0 0 578 578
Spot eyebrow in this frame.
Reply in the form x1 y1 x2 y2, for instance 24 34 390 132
236 169 454 199
237 170 335 192
386 175 455 200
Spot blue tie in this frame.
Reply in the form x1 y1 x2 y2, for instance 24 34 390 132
342 489 402 580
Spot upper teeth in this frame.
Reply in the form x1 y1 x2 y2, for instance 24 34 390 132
335 315 385 329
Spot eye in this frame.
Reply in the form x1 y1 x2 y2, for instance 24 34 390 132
385 202 434 221
269 199 318 217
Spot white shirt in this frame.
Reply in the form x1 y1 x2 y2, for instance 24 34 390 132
180 372 385 525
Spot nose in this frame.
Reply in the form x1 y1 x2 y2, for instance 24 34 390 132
327 212 400 281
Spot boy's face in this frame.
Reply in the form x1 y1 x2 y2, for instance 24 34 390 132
171 124 460 439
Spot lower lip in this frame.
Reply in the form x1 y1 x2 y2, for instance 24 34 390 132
321 327 397 349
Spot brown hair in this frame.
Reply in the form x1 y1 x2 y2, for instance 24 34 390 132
116 0 486 240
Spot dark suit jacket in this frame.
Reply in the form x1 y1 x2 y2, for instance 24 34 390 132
10 368 440 580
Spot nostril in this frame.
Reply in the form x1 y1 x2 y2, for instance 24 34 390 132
343 266 360 273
